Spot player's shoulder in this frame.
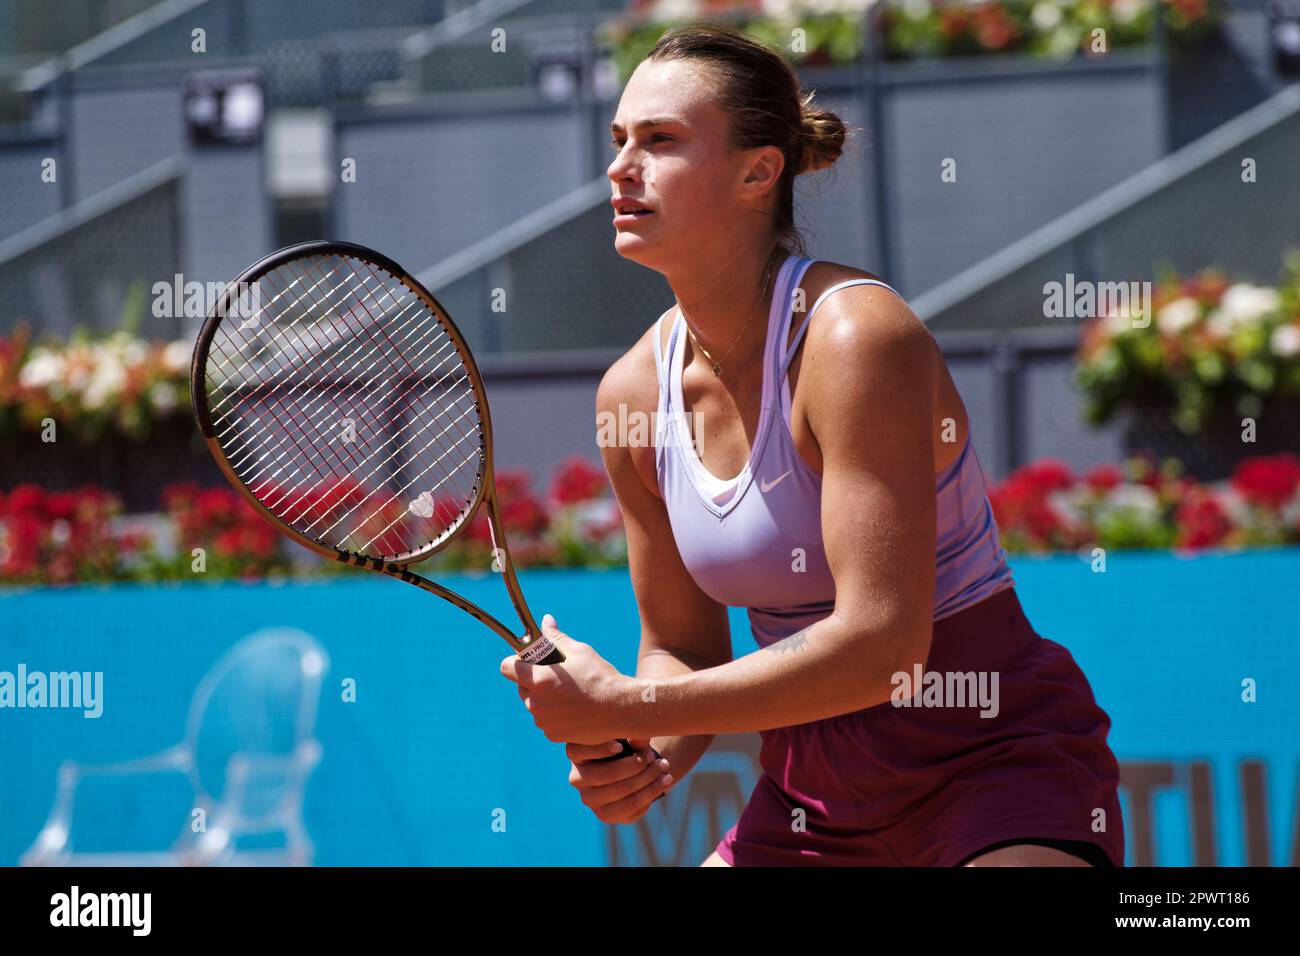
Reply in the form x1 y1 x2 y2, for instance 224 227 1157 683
800 258 890 292
798 258 901 316
797 258 927 351
597 307 672 417
795 259 934 384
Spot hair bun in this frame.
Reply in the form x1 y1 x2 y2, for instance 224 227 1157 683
799 95 846 175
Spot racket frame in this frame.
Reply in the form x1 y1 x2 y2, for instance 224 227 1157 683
190 240 549 660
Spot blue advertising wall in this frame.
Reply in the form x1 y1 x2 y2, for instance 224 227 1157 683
2 547 1298 867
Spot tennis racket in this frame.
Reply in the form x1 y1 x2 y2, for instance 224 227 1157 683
190 240 634 761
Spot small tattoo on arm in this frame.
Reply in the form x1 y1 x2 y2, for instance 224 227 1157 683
767 630 810 655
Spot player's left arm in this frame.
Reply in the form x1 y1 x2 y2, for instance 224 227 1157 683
621 285 940 736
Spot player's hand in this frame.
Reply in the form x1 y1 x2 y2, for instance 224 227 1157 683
565 738 673 824
501 613 637 745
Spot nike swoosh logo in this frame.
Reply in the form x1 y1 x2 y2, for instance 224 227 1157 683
760 469 793 493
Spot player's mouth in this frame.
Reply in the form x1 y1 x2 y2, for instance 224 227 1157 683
612 198 654 226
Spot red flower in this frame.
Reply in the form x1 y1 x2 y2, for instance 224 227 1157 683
495 471 533 503
241 524 279 559
1015 459 1075 495
44 491 79 521
973 4 1018 51
195 488 237 523
2 514 43 572
466 515 495 545
1083 465 1124 494
6 485 47 517
214 529 242 557
549 456 608 505
1231 454 1300 510
503 495 549 537
1174 494 1232 550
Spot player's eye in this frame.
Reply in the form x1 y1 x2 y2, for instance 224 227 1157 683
609 134 671 151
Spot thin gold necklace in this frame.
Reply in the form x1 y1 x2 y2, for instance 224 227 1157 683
684 245 783 377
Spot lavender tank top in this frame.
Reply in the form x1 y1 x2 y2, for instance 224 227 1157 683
652 254 1015 648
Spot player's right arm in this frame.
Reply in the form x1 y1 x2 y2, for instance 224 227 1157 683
565 322 733 824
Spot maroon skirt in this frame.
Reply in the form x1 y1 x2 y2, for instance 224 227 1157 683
716 586 1125 866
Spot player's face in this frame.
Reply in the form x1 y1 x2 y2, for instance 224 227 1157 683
607 59 758 270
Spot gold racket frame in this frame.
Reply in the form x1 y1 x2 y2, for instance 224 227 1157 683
191 241 546 658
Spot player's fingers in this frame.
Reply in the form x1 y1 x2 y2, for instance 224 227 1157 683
578 753 669 807
568 750 651 788
589 763 674 818
500 655 534 688
627 739 661 766
545 632 582 657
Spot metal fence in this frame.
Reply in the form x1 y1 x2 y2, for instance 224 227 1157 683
915 84 1300 333
403 0 625 96
416 179 672 356
0 0 159 59
0 157 184 339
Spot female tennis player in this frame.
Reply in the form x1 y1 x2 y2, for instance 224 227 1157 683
501 23 1124 867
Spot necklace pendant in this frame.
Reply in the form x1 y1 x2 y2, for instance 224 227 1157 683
711 363 721 376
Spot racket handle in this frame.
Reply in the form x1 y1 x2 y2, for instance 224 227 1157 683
528 640 638 763
526 641 663 799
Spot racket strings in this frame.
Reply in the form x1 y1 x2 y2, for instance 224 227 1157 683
244 255 483 544
307 257 484 543
207 263 422 443
205 263 449 530
203 252 486 558
217 324 464 520
205 265 405 496
230 259 470 529
209 257 480 554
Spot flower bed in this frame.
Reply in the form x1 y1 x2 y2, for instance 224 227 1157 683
1075 251 1300 434
989 452 1300 554
0 457 628 587
0 325 192 442
602 0 1222 81
4 450 1298 585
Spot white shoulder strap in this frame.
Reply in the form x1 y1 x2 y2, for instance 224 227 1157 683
652 311 668 385
781 278 900 373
